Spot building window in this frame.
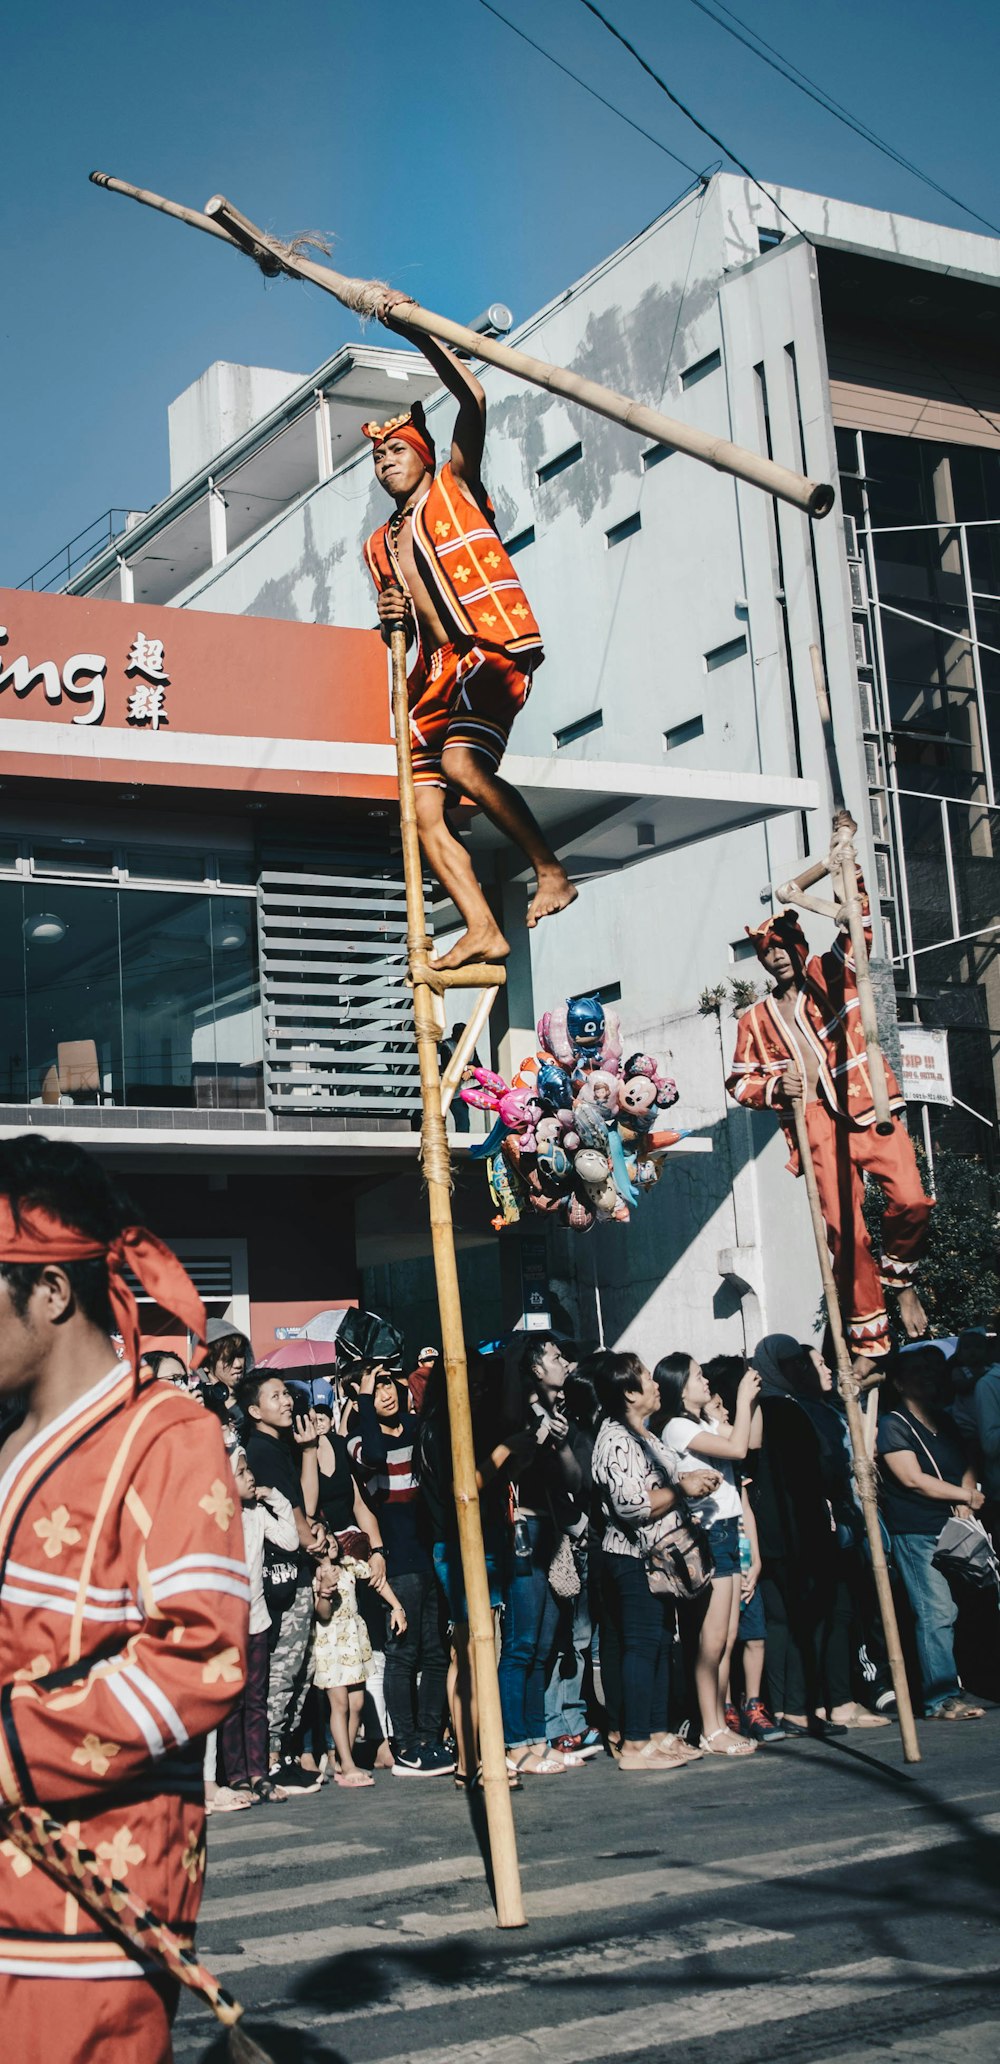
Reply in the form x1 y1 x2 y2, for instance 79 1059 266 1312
606 512 641 548
569 981 621 1006
555 710 603 747
704 635 748 672
0 880 264 1111
729 937 758 963
642 444 673 471
506 524 535 555
681 349 722 390
758 227 784 253
664 714 704 751
536 443 582 484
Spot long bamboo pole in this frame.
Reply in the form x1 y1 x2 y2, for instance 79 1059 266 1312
808 647 893 1133
389 626 525 1927
788 1094 920 1762
88 172 834 520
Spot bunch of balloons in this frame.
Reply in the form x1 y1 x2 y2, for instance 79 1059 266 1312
462 993 684 1231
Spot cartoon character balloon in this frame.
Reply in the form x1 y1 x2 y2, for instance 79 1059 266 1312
461 997 688 1231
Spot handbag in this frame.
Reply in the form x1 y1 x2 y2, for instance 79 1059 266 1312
887 1412 997 1590
262 1538 299 1618
644 1515 715 1601
548 1530 581 1599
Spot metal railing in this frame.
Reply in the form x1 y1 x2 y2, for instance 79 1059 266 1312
18 510 141 594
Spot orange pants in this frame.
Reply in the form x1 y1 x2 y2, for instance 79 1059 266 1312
0 1972 178 2064
408 641 532 788
804 1101 933 1358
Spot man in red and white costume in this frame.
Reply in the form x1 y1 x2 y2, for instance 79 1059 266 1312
726 823 933 1366
363 307 576 970
0 1133 249 2063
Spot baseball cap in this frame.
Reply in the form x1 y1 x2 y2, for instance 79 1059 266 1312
418 1346 440 1361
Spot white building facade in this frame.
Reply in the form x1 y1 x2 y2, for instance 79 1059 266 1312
39 172 1000 1362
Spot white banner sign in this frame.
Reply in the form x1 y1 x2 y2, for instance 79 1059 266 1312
899 1025 952 1106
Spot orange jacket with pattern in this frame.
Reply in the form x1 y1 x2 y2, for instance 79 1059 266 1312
364 462 544 667
0 1365 249 1982
726 878 904 1173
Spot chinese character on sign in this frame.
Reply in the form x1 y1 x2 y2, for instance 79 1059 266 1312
127 682 168 731
125 633 169 684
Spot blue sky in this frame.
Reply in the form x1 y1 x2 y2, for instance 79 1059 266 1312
4 0 999 587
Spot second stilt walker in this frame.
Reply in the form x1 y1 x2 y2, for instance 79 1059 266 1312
363 309 576 971
727 814 934 1368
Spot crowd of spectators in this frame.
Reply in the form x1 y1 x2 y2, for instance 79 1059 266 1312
147 1312 1000 1809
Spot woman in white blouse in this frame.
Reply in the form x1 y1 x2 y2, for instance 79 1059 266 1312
590 1352 719 1772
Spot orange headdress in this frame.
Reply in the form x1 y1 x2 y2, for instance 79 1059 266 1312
0 1203 207 1388
745 909 809 968
361 401 435 475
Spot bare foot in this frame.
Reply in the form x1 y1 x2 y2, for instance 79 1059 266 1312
897 1286 928 1339
526 866 578 929
432 924 510 972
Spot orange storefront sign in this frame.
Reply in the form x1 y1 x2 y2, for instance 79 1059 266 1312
0 587 396 800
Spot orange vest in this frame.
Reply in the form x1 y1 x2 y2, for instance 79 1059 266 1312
364 463 544 668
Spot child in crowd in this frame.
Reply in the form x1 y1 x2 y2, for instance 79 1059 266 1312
220 1447 302 1803
313 1537 407 1789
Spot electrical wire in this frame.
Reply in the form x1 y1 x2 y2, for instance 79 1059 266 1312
577 0 810 238
685 0 1000 238
474 0 703 183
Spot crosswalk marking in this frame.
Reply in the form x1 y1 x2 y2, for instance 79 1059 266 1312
207 1836 377 1880
201 1852 490 1924
360 1957 961 2064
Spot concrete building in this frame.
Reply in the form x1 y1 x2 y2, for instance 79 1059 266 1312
9 172 1000 1362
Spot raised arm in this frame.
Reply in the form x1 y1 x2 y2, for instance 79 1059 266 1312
681 1371 761 1463
383 302 485 485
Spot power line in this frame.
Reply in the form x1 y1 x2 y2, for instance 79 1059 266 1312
577 0 810 240
475 0 704 183
685 0 1000 238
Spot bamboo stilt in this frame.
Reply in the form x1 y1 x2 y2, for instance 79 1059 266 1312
88 172 834 520
439 986 500 1117
389 627 525 1927
789 1093 920 1762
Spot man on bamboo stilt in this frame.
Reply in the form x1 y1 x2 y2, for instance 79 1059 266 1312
363 314 576 971
726 816 933 1370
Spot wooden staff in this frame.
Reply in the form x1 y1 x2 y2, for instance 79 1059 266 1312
389 626 525 1928
88 173 834 520
788 1094 920 1762
809 646 893 1133
0 1804 273 2061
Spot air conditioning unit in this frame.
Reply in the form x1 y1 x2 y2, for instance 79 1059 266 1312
853 619 870 668
858 678 876 729
843 514 859 557
849 561 867 610
865 740 882 787
875 848 892 900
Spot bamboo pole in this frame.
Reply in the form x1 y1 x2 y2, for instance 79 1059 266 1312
439 985 500 1118
389 626 525 1927
808 645 893 1132
788 1094 920 1762
88 172 834 520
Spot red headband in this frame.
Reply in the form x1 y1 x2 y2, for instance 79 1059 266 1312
0 1203 207 1387
745 911 809 967
361 411 436 475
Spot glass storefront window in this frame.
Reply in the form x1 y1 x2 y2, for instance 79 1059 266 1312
0 882 262 1110
947 800 1000 938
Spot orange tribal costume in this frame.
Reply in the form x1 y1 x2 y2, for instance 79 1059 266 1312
0 1216 249 2063
726 893 933 1359
363 410 543 789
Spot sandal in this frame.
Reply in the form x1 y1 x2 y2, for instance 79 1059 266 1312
618 1742 680 1772
251 1775 286 1802
928 1697 986 1720
700 1728 756 1757
334 1769 375 1787
509 1746 567 1776
830 1703 891 1730
206 1785 253 1813
654 1733 703 1763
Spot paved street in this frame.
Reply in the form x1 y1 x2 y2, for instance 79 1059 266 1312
176 1716 1000 2064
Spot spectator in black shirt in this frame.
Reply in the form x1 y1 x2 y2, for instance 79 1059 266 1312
877 1347 985 1721
349 1368 453 1775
